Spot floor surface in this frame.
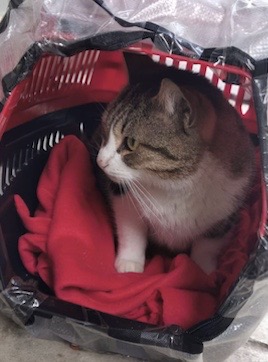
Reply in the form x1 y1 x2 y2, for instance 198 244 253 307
0 312 267 361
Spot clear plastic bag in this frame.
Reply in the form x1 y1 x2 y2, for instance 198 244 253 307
0 1 268 361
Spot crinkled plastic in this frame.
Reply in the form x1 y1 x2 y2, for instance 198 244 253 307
0 1 268 361
1 0 268 103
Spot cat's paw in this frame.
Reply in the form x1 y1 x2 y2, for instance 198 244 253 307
115 258 144 273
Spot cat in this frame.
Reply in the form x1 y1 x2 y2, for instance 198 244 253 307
95 55 255 275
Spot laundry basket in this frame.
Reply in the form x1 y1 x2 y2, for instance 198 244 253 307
0 1 268 361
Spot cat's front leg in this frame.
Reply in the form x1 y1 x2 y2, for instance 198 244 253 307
113 193 147 273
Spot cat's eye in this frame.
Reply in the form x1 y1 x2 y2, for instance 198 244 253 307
125 137 138 151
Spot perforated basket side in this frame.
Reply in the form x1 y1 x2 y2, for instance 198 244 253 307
144 49 256 133
0 103 103 286
0 45 258 139
0 50 128 135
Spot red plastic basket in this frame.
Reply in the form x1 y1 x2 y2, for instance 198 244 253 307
1 44 264 230
0 44 257 136
0 38 266 361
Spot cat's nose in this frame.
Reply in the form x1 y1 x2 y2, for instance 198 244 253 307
97 154 109 169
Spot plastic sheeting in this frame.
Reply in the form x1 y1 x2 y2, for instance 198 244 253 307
101 0 268 60
0 0 268 103
0 1 268 361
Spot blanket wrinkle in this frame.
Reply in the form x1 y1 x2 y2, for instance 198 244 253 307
15 135 261 329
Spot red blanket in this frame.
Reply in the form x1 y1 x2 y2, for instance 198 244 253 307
15 135 261 329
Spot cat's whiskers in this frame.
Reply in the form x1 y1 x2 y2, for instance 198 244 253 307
131 178 188 235
108 170 132 181
131 180 160 215
128 181 162 224
126 181 151 220
125 182 149 212
119 180 130 207
124 180 145 221
133 179 162 211
118 182 124 196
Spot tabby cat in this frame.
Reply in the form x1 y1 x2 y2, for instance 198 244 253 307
96 55 255 274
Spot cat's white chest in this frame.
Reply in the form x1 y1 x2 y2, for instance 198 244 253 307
134 187 199 250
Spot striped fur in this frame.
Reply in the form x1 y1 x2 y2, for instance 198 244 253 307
96 69 255 274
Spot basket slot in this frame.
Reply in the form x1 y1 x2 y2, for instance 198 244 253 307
152 54 160 63
191 64 201 74
48 133 54 148
205 67 220 88
241 103 250 115
217 78 225 91
79 122 85 134
12 152 19 174
11 154 17 177
54 131 61 144
4 159 10 187
42 135 49 151
24 148 30 166
36 138 42 152
241 90 252 115
164 57 174 67
18 149 24 172
178 61 187 70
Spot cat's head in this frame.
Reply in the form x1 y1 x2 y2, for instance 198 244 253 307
97 78 207 187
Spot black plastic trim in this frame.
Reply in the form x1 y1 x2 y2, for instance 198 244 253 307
1 0 268 103
0 0 24 34
2 30 154 97
35 297 204 354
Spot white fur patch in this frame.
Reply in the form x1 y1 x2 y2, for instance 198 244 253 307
97 129 137 183
97 129 117 168
113 193 147 273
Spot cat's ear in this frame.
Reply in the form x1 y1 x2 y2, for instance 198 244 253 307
156 78 182 114
156 78 192 123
